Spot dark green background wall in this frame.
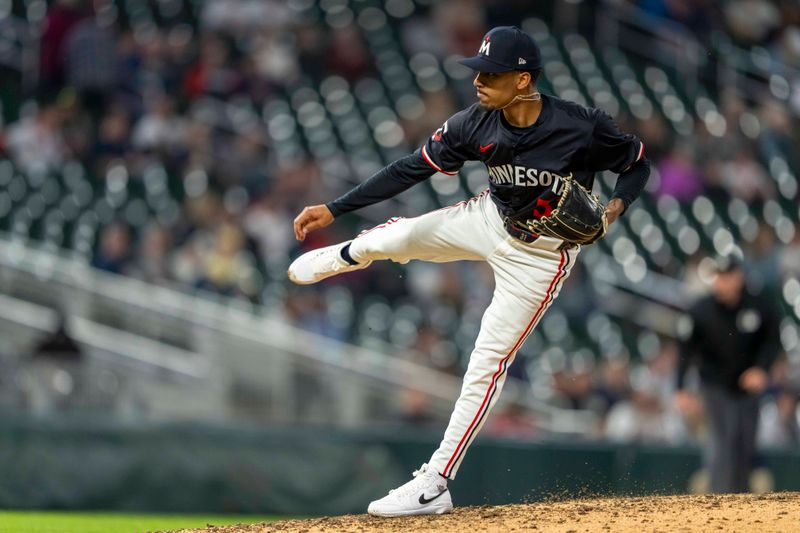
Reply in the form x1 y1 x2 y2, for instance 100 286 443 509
1 416 798 515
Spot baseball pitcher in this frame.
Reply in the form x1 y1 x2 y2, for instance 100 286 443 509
289 26 650 516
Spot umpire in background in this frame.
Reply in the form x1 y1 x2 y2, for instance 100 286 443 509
674 254 781 493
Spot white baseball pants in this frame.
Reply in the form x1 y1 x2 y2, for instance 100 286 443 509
348 190 579 479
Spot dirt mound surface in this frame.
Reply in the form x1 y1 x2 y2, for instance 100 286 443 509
167 492 800 532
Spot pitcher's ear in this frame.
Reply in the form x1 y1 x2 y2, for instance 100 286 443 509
517 71 531 90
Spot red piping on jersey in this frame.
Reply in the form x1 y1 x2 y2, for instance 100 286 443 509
421 145 458 176
623 141 646 172
442 249 569 478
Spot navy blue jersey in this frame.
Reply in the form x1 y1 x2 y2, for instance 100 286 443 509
326 94 648 220
421 94 644 221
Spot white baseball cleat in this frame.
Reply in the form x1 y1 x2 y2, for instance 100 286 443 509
287 240 372 285
367 463 453 517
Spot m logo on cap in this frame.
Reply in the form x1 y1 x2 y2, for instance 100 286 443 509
478 39 491 56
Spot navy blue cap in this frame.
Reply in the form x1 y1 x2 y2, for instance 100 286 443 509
459 26 542 73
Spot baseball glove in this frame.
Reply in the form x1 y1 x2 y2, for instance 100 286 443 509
522 175 608 245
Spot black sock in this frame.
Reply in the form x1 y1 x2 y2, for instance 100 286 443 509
340 243 359 265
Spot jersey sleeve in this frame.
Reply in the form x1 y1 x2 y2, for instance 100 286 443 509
326 152 434 217
420 109 475 175
584 111 645 173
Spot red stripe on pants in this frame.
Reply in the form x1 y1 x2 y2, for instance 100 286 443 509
442 249 567 477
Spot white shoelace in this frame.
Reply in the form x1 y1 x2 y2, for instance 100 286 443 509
328 257 345 272
387 464 439 498
313 248 346 273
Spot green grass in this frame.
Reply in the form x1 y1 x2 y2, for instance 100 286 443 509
0 511 282 533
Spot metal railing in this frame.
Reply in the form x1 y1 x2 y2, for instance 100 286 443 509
0 234 597 434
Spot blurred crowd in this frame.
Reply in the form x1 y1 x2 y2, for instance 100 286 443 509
0 0 798 451
484 339 798 449
632 0 800 67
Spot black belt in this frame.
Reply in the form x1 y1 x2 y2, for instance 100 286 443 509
503 218 539 243
504 217 575 250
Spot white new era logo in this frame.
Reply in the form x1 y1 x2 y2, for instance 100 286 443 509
518 58 527 65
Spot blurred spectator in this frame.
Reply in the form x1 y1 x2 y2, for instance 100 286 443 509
485 402 538 439
398 388 437 427
778 25 800 68
699 158 730 204
64 8 118 122
61 101 95 161
326 25 374 82
92 106 132 175
744 223 781 292
131 94 189 157
295 24 327 83
724 0 782 46
251 32 299 88
720 149 775 202
552 357 595 411
196 221 248 296
758 355 800 448
433 0 487 56
91 221 133 275
136 30 183 100
592 355 631 417
6 97 72 173
401 11 448 57
201 0 289 33
645 341 680 406
171 192 223 285
655 142 703 201
605 365 685 444
114 29 144 104
182 121 217 176
218 127 272 194
132 222 174 284
39 0 87 94
758 390 800 447
183 34 244 100
244 196 293 266
283 290 344 340
675 255 781 492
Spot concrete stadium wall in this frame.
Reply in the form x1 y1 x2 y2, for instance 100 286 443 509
1 415 798 515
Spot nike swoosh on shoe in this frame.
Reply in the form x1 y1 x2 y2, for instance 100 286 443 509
418 489 448 505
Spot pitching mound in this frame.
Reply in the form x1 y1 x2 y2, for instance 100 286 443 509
169 492 800 532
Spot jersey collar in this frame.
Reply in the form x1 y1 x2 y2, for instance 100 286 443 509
497 93 551 134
